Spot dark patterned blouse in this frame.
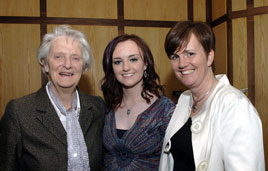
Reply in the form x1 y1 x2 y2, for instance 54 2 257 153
103 96 175 171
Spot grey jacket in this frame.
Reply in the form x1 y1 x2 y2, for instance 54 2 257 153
0 87 106 171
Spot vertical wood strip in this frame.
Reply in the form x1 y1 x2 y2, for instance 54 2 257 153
40 0 48 85
227 0 233 84
117 0 124 35
188 0 193 21
247 0 255 104
206 0 212 25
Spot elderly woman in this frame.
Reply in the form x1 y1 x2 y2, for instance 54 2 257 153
0 25 105 171
159 21 265 171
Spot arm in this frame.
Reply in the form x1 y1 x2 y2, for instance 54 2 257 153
0 100 22 171
219 96 265 171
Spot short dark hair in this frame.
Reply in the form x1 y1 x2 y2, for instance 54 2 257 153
165 21 215 71
101 34 164 110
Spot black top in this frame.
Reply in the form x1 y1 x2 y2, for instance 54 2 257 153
116 129 128 139
170 117 195 171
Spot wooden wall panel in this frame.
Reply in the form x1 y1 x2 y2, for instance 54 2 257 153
255 0 268 7
232 18 248 90
213 22 228 75
124 0 188 21
47 0 117 19
212 0 226 20
193 0 206 22
47 25 118 97
232 0 247 11
0 24 41 117
0 0 39 16
254 14 268 163
125 27 186 101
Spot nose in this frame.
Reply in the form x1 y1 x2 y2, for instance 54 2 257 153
64 57 72 69
122 61 130 71
178 55 188 69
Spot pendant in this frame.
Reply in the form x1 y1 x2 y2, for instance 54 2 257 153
127 109 131 115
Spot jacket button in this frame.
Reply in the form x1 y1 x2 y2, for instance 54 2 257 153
197 160 208 171
191 121 202 133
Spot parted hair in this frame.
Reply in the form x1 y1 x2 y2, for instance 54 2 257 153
37 25 92 73
101 34 164 111
165 20 216 71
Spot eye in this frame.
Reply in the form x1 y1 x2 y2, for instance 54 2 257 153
187 52 195 57
113 60 122 65
170 54 179 60
54 55 63 59
72 56 81 61
129 57 138 62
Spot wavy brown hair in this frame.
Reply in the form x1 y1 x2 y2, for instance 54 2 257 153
101 34 164 111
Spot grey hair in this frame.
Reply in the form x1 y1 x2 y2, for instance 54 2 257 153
37 25 92 73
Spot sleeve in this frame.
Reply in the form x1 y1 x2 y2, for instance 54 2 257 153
0 100 22 171
160 98 175 136
219 96 265 171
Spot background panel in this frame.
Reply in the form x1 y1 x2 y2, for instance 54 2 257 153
232 0 247 11
125 27 186 102
232 18 248 91
254 0 268 8
212 0 226 20
0 0 39 16
194 0 206 22
254 14 268 161
213 22 228 75
0 24 41 116
47 25 118 97
124 0 188 21
47 0 117 19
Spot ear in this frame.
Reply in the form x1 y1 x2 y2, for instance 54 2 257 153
41 58 49 73
207 50 214 67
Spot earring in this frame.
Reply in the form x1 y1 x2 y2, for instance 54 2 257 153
143 70 148 78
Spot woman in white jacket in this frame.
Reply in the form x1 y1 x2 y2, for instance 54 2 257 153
159 21 265 171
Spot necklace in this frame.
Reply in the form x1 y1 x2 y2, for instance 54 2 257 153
192 79 216 113
123 98 143 116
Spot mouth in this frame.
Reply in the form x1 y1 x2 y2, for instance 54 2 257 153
122 73 134 77
181 69 194 75
59 72 74 76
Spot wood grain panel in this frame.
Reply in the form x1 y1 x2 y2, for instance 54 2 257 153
212 22 228 75
254 14 268 167
125 27 187 102
124 0 188 21
0 0 39 16
193 0 206 22
232 0 247 11
232 18 248 91
47 0 117 19
47 25 118 97
0 24 41 117
255 0 268 7
212 0 226 20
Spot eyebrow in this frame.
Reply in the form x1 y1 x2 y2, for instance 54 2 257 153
113 54 140 59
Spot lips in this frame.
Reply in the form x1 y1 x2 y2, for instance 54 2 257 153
122 73 134 77
59 72 74 76
181 69 194 75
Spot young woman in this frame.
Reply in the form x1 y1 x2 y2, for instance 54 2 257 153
101 34 175 170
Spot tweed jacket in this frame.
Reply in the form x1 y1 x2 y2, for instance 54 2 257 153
0 86 106 171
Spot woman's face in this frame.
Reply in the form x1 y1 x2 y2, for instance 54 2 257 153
112 40 147 89
43 36 83 91
170 34 214 89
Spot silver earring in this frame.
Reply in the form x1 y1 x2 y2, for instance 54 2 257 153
143 70 148 78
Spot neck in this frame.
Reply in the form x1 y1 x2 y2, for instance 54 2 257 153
191 71 215 101
50 84 76 110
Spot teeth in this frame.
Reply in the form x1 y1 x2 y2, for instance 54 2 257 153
122 73 134 77
181 70 194 75
60 72 73 76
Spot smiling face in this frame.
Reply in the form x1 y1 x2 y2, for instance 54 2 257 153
112 40 147 89
43 36 83 92
170 33 214 89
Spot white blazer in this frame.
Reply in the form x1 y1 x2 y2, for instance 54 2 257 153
159 75 265 171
